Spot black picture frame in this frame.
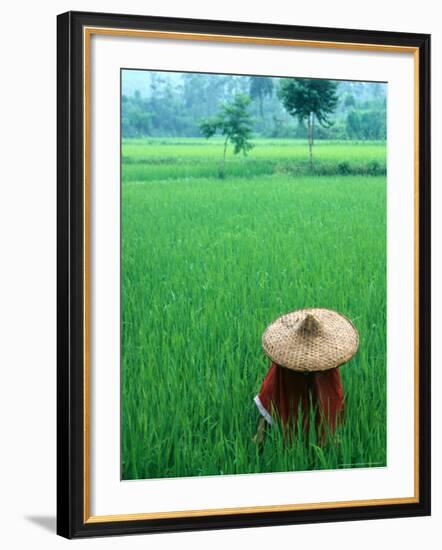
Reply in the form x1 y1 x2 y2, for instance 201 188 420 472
57 10 431 539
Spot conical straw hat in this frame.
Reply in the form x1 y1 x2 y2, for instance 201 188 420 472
262 308 359 372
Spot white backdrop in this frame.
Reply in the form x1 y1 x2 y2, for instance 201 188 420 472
91 34 414 516
0 0 439 548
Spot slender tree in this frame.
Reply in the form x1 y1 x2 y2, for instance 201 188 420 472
249 77 274 118
199 94 254 178
278 78 339 169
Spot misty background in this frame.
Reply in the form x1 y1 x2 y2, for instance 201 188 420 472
121 69 386 141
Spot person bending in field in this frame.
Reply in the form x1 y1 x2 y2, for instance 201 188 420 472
253 308 359 445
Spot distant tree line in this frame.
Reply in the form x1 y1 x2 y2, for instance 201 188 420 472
122 71 386 141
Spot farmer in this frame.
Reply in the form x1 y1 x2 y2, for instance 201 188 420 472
253 308 359 444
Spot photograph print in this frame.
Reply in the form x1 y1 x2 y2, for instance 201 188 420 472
120 68 387 481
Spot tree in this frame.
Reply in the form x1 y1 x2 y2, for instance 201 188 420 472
346 110 361 139
249 77 274 117
199 94 254 178
278 78 338 169
344 93 356 108
346 108 386 140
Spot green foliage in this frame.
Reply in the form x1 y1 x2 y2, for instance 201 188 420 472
249 76 274 117
278 78 339 127
121 138 387 479
121 70 386 141
344 93 356 107
122 95 152 137
199 94 254 177
346 108 386 140
278 78 339 168
122 138 386 181
337 161 351 175
200 94 254 155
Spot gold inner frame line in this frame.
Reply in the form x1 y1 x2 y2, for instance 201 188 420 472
82 26 420 524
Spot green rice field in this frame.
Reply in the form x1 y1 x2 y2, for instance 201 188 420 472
121 138 387 480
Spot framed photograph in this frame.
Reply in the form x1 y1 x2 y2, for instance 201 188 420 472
57 11 431 538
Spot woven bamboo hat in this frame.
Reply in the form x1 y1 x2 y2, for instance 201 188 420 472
262 308 359 372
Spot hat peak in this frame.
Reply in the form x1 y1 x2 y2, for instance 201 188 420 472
299 313 321 336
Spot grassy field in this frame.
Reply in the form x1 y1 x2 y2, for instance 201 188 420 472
121 138 386 480
122 138 386 181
